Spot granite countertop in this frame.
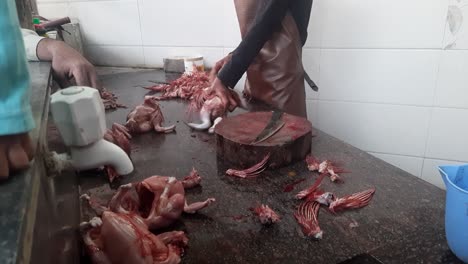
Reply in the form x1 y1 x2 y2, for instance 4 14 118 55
0 62 51 264
1 65 460 263
79 68 462 264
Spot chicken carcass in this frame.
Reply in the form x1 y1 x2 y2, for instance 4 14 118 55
186 93 225 131
82 169 216 230
186 89 245 132
80 211 188 264
126 96 175 134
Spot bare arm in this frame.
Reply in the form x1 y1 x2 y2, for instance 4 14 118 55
37 38 102 89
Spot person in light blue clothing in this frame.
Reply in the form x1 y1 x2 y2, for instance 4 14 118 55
0 0 36 181
1 0 100 180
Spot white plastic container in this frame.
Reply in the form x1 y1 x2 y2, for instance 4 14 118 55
184 56 204 73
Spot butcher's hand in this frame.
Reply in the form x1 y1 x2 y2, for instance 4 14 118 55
37 38 102 89
209 77 238 112
209 54 232 83
0 134 35 181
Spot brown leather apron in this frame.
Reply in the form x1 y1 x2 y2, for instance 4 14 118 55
234 0 307 118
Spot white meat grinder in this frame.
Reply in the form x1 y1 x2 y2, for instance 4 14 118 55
49 86 133 175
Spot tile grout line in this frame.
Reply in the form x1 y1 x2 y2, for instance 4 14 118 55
135 0 145 66
420 158 427 181
368 150 468 164
84 44 226 48
420 49 445 178
312 98 468 111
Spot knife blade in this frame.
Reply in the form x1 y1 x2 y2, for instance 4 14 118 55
304 71 318 92
251 111 285 144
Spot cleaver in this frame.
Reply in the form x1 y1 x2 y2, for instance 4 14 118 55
251 110 285 145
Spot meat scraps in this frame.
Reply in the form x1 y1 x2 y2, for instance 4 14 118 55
294 187 376 239
294 201 323 239
295 174 326 200
251 204 280 225
329 188 376 213
100 87 126 110
144 71 210 101
305 155 350 182
226 153 271 178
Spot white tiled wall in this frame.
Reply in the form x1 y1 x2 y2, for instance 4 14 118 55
37 0 468 189
308 0 468 190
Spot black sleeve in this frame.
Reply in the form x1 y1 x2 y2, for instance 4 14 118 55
217 0 291 89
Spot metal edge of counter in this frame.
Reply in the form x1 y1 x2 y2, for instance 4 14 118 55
16 63 53 264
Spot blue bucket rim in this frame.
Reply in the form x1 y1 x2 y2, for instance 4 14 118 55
438 165 468 195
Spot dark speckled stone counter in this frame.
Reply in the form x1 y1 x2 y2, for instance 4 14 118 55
0 62 51 264
78 68 463 264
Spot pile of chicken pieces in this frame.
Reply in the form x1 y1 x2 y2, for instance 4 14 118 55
80 169 215 264
293 155 376 239
222 153 376 239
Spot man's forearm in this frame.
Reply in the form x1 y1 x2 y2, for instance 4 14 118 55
36 37 61 61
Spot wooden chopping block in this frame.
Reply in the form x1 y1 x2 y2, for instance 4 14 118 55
214 111 312 169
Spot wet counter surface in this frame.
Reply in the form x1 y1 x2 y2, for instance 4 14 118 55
80 68 461 264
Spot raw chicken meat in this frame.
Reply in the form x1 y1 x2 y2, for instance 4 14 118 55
100 88 126 110
144 71 210 101
226 153 270 178
283 178 306 193
144 70 245 132
294 201 323 239
80 211 187 264
101 96 173 181
186 89 245 131
103 123 132 182
104 123 132 155
328 188 376 213
295 174 326 200
305 155 349 183
305 155 321 171
186 94 225 131
125 96 175 134
251 204 280 225
82 169 216 230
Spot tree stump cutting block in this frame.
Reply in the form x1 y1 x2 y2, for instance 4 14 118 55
215 111 312 169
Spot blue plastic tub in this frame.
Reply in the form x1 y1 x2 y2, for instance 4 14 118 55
439 164 468 263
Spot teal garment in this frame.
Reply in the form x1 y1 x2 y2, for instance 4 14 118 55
0 0 35 136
